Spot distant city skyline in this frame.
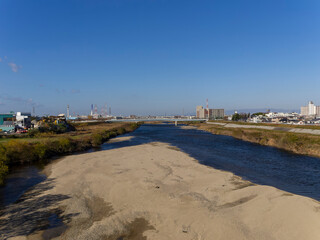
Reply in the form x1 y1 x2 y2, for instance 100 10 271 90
1 0 319 115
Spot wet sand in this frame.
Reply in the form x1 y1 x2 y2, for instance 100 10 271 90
3 136 320 240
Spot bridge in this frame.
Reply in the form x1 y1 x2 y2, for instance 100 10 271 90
106 118 207 126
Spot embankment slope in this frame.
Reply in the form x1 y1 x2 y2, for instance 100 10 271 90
196 122 320 158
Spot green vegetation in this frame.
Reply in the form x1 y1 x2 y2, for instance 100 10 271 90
0 122 142 185
0 121 75 141
251 112 266 116
231 113 250 121
0 144 8 185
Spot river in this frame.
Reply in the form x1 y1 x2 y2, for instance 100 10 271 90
1 123 320 209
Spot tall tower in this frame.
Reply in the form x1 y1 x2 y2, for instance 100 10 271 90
109 107 111 116
104 104 108 117
206 99 209 119
90 104 93 116
67 105 70 118
101 107 104 117
94 104 98 115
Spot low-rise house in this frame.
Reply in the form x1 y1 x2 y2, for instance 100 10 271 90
250 115 263 123
271 117 287 123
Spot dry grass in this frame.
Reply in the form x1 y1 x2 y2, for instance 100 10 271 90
0 122 142 185
209 120 320 130
194 123 320 158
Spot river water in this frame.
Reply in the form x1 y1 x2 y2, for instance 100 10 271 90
1 123 320 208
102 124 320 201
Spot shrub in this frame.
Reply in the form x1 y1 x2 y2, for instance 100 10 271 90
76 138 91 151
57 138 73 152
116 127 126 135
28 128 40 137
0 144 8 185
55 123 68 133
91 133 103 147
47 138 75 154
34 142 50 160
108 131 117 138
4 140 35 164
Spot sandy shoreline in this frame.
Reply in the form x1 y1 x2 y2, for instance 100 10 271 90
2 136 320 239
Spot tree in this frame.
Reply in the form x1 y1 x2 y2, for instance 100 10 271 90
232 113 240 121
232 113 250 121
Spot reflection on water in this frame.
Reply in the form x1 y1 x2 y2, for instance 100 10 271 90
0 165 46 208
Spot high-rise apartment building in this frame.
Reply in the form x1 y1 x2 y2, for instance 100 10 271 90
196 106 205 118
301 101 320 117
196 106 224 119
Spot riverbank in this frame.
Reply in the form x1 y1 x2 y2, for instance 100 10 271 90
191 122 320 158
0 122 142 185
1 137 320 239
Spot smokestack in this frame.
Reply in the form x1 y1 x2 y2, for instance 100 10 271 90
94 104 98 115
206 99 209 119
67 105 70 118
104 104 108 117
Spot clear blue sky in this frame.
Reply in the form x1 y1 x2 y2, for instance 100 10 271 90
0 0 319 116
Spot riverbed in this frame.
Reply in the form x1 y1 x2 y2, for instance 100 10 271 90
1 124 320 239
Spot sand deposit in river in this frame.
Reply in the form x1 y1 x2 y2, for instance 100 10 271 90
2 136 320 240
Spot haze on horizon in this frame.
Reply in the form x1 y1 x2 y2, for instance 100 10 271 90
0 0 319 116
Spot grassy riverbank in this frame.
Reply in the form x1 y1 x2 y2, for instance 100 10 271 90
192 123 320 158
0 122 142 185
208 120 320 130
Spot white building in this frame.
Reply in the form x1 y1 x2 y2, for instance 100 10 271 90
196 106 205 118
16 112 31 128
301 101 320 117
266 112 299 118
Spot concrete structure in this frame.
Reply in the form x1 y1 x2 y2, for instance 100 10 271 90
16 112 32 128
317 106 320 117
301 101 320 118
196 106 224 120
196 106 205 118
